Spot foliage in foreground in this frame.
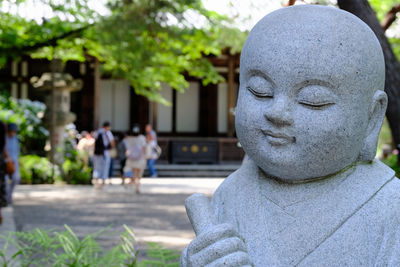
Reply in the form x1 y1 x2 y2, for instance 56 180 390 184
0 225 180 267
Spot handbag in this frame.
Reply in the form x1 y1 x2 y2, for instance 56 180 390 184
154 145 162 159
109 147 118 158
5 155 15 175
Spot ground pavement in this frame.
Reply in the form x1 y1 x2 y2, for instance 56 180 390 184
5 178 223 256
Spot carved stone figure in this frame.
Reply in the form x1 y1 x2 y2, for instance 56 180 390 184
181 5 400 267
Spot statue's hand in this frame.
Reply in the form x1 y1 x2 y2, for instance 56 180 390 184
185 223 251 266
183 194 252 267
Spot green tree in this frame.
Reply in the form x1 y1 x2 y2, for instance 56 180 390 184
0 0 245 103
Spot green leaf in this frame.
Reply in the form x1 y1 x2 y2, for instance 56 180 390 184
0 0 245 103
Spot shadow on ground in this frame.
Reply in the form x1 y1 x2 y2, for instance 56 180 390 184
12 179 223 254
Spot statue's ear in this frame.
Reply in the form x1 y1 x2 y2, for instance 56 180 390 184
360 90 388 161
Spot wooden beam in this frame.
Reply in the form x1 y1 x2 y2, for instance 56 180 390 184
208 56 241 68
227 54 235 137
0 77 30 83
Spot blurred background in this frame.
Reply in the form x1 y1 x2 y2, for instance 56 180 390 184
1 0 400 265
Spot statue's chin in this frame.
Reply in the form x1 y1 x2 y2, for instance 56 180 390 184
257 160 357 184
258 167 317 184
249 156 325 183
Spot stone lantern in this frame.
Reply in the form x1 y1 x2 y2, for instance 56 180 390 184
31 72 82 163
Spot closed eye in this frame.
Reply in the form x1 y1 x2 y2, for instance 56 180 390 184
247 86 273 98
246 75 274 98
297 84 337 110
299 101 335 109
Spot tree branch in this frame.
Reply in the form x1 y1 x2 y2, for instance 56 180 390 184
286 0 296 6
381 4 400 32
0 24 92 56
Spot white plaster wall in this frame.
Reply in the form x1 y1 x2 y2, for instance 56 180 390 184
176 82 199 133
99 79 130 131
21 83 28 99
11 83 17 98
99 80 113 128
114 81 131 131
157 84 173 132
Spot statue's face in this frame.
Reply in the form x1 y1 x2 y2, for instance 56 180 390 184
236 26 373 182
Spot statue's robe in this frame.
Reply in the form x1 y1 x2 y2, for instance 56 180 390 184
183 159 400 266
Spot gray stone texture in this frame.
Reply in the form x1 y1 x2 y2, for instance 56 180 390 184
181 5 400 267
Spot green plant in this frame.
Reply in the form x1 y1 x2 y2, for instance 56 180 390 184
62 158 92 185
382 154 400 178
138 242 180 267
0 94 48 155
18 132 92 185
0 1 249 104
19 155 62 184
61 128 92 185
0 225 179 267
377 117 393 156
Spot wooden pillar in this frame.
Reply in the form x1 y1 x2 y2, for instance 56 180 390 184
199 83 218 137
130 89 149 132
49 60 57 164
93 58 100 130
227 54 235 137
17 61 22 98
172 89 177 134
152 101 158 132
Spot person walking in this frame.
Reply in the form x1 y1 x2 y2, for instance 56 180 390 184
124 125 146 193
117 132 127 185
77 131 95 167
145 133 159 177
145 124 158 177
5 123 20 204
93 122 115 187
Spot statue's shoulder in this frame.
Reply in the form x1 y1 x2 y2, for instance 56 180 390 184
377 174 400 212
366 160 400 218
372 160 399 195
212 159 259 203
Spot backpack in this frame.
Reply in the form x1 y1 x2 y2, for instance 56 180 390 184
94 133 106 155
127 143 143 161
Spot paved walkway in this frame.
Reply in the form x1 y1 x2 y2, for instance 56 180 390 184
3 178 223 255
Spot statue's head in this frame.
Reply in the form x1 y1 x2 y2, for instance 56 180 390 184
236 5 387 182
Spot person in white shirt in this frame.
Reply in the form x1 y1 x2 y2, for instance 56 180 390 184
124 124 146 193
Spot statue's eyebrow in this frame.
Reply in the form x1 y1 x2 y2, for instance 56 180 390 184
294 79 337 92
247 69 276 87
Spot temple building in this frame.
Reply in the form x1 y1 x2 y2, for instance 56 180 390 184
0 53 244 164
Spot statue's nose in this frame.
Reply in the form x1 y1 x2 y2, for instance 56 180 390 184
263 97 294 126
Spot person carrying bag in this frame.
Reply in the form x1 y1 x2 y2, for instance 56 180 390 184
4 151 14 175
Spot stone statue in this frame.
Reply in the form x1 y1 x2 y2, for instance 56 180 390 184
181 5 400 267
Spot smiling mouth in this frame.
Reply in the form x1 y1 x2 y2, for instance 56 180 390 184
262 130 296 146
